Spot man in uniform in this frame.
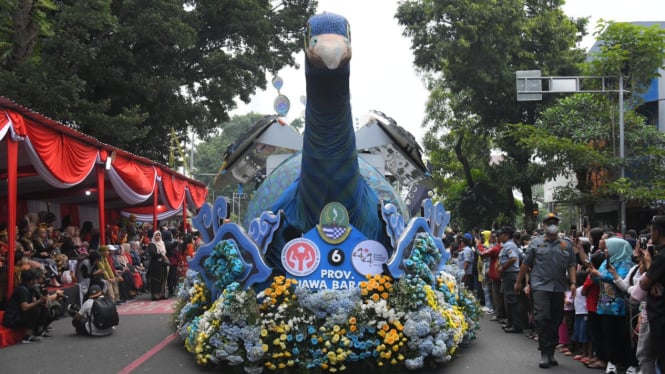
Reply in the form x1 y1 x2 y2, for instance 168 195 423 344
515 213 577 369
496 226 522 333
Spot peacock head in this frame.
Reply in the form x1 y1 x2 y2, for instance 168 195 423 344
304 12 352 70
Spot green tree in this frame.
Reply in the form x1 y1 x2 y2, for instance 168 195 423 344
515 22 665 223
193 112 267 200
396 0 587 231
0 0 317 162
0 0 56 67
587 21 665 100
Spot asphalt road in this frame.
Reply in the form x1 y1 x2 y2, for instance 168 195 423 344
0 294 591 374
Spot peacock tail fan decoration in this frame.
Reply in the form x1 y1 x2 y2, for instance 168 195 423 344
177 13 479 373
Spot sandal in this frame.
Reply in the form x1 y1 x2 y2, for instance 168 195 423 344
585 361 606 370
574 355 586 361
564 351 574 356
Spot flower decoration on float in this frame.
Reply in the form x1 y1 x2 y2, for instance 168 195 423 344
174 195 480 372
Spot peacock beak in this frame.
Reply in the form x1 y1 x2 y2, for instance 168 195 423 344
306 34 351 70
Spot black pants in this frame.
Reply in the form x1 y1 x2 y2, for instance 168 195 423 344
501 272 522 331
587 311 604 359
598 314 635 366
72 317 91 336
532 290 564 354
167 264 178 296
491 279 506 319
11 305 51 335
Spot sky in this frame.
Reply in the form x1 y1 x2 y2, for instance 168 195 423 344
232 0 665 145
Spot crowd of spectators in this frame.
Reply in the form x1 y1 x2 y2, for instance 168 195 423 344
0 212 199 343
447 216 665 374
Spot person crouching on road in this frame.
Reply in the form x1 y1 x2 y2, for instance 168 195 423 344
70 284 113 336
2 268 55 343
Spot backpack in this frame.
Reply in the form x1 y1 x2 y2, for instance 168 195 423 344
91 297 119 329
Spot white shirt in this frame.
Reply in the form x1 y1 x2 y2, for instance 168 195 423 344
79 296 114 336
574 285 587 315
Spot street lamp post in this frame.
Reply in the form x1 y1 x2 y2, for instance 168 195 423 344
516 70 627 233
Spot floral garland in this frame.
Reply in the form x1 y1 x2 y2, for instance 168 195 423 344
174 237 480 372
204 240 246 293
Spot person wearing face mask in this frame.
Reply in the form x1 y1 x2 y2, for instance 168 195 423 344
515 213 577 369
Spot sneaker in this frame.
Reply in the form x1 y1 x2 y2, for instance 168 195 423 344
485 308 495 315
22 335 42 344
625 366 638 374
41 330 53 338
605 361 617 374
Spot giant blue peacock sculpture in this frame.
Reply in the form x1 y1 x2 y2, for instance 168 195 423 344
176 13 477 373
267 12 385 249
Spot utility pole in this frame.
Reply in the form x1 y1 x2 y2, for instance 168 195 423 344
516 70 627 233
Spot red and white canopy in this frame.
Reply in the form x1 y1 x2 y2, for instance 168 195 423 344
0 97 208 295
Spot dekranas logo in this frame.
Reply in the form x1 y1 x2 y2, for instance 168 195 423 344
282 238 320 276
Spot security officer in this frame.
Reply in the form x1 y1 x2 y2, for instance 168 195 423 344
496 226 522 333
515 213 576 369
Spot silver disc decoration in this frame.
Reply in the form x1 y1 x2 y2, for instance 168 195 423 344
273 94 291 116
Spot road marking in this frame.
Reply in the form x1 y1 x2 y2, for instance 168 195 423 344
117 333 178 374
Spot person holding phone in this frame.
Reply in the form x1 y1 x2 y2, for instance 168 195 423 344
639 216 665 374
591 236 636 374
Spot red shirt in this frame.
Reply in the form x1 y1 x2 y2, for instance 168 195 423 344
479 242 502 281
582 274 599 313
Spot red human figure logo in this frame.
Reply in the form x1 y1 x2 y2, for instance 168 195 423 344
282 239 320 276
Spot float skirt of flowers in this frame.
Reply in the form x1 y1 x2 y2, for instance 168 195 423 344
174 262 480 373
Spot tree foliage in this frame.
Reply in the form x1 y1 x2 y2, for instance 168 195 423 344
587 21 665 99
0 0 317 162
193 112 268 201
516 22 665 217
396 0 587 231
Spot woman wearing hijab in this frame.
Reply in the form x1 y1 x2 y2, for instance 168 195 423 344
152 231 167 258
146 242 167 300
588 236 637 373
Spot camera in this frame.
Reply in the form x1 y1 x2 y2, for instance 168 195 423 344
33 284 48 297
59 293 69 303
67 303 80 317
639 235 649 250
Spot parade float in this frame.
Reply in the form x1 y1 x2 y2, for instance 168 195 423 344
173 13 480 373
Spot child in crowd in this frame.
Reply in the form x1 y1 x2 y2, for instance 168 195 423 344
557 287 575 355
572 276 591 362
